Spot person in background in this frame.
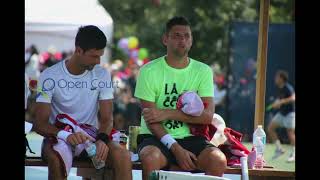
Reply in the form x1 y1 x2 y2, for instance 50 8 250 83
213 74 227 119
267 70 295 162
25 44 41 80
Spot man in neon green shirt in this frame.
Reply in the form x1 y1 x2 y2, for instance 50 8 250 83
134 16 227 180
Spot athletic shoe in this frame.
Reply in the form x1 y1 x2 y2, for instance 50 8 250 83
272 147 285 160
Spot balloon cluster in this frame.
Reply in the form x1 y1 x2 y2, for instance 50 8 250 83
117 36 149 66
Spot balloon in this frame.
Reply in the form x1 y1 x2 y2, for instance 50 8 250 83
117 38 129 50
138 48 149 59
128 36 139 49
54 52 62 60
40 52 49 64
122 48 130 56
129 49 139 60
137 59 144 66
143 58 150 65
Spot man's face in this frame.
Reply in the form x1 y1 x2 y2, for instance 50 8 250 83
275 74 283 87
163 25 193 58
76 47 104 71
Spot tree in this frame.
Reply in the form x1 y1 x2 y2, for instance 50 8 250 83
99 0 294 67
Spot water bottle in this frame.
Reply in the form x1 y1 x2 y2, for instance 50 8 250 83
253 125 266 169
84 140 105 169
119 130 128 149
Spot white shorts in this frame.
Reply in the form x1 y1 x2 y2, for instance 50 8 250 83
272 112 295 129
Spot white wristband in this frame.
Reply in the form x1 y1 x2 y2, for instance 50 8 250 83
57 130 72 142
160 134 177 149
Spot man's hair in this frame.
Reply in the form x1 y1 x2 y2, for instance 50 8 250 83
276 70 289 82
165 16 191 34
75 25 107 52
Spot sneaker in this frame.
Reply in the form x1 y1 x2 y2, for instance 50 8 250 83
287 152 295 163
272 148 285 160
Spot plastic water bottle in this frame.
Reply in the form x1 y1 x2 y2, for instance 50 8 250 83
253 125 266 169
84 140 105 169
119 130 128 149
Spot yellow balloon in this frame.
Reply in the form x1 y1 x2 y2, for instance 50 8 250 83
128 36 139 49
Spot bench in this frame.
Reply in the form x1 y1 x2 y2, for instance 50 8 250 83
25 156 295 180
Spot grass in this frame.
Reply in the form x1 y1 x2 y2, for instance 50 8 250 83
242 142 295 171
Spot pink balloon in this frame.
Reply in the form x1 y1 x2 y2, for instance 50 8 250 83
54 52 62 60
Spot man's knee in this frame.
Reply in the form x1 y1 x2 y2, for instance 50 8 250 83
42 144 61 165
41 145 66 179
109 144 131 164
268 121 277 133
139 146 163 168
208 148 227 168
199 147 227 170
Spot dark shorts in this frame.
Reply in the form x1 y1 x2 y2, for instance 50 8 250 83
137 134 215 168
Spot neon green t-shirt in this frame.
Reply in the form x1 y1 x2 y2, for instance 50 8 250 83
134 56 214 139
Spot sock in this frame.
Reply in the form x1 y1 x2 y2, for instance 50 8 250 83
275 140 282 149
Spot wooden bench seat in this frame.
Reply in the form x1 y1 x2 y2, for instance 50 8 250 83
25 156 295 180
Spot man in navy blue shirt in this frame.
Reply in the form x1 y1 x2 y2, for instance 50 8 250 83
267 70 295 162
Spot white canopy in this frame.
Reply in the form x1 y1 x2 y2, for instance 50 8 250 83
25 0 113 63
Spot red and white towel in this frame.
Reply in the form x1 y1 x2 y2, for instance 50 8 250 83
52 114 119 176
176 91 253 167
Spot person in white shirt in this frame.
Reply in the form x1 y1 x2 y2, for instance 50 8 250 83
25 45 40 80
33 25 132 180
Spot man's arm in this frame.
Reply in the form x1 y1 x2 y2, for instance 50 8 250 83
98 99 114 135
33 102 60 137
280 94 295 105
140 100 167 139
141 99 198 170
143 97 215 125
95 99 114 162
272 94 295 109
165 97 214 124
33 102 93 146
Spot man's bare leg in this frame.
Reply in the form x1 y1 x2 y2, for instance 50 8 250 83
268 120 286 159
42 140 66 180
139 145 168 180
287 128 295 147
196 147 227 177
287 128 295 162
268 120 280 143
106 142 132 180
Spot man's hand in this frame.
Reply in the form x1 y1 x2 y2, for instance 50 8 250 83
170 143 198 171
66 132 94 146
95 140 109 162
272 100 282 109
143 108 167 124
